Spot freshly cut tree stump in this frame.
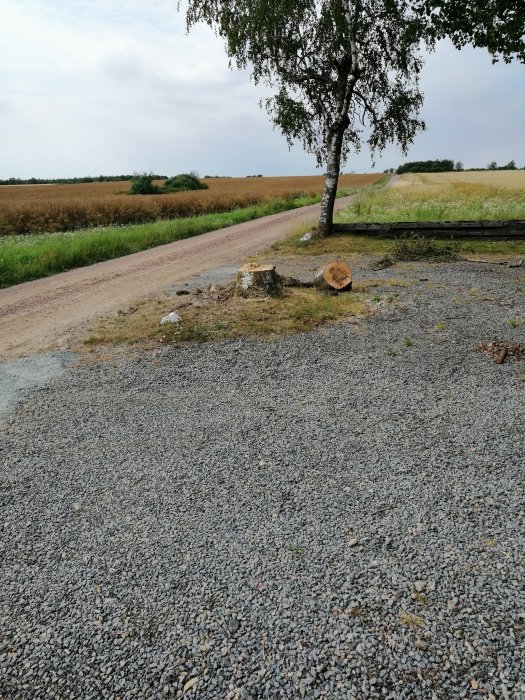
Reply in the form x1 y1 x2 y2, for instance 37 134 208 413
314 261 352 291
234 263 284 297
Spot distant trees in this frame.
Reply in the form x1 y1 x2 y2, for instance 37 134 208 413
395 159 522 173
486 160 519 171
129 172 209 195
397 159 455 174
163 173 209 192
0 174 167 186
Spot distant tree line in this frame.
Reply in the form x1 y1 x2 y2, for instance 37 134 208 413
386 159 524 175
396 159 455 174
0 174 167 186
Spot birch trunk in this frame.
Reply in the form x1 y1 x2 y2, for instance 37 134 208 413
315 128 345 238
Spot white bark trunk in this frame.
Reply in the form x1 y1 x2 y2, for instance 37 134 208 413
317 129 345 238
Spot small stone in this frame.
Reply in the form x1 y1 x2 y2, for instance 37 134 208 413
415 639 428 651
348 538 359 547
227 618 240 634
414 581 426 593
300 232 313 242
471 679 479 690
160 312 182 326
72 502 82 513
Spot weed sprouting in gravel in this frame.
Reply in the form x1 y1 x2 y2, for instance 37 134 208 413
286 544 306 557
399 612 424 628
403 337 414 347
507 318 523 328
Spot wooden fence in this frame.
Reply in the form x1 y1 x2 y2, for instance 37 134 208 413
332 220 525 238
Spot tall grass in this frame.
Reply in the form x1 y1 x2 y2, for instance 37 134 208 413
338 183 525 223
0 195 323 288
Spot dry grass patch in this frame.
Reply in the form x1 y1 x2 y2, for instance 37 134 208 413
399 612 425 629
84 287 370 349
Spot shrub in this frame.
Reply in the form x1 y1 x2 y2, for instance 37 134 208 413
129 174 160 195
374 235 460 268
163 173 209 193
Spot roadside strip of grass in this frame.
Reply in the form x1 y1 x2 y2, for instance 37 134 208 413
271 232 525 259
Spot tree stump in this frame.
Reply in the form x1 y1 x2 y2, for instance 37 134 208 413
313 261 352 291
234 263 284 297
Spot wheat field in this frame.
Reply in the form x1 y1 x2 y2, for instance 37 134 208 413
392 171 525 190
0 174 382 236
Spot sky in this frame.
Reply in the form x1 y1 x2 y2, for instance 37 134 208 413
1 0 524 179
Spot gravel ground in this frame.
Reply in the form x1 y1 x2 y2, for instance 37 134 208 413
1 260 524 700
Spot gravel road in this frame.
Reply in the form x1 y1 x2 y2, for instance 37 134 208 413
0 195 357 361
1 260 524 699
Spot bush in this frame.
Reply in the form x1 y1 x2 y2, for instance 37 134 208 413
129 174 160 195
374 235 460 268
163 173 209 193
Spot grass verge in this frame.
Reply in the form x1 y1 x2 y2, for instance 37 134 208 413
340 182 525 223
83 288 370 349
0 194 328 288
271 230 525 260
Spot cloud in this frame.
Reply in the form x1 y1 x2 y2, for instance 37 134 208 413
0 1 523 177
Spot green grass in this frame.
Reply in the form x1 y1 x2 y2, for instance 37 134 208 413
0 193 332 288
338 182 525 223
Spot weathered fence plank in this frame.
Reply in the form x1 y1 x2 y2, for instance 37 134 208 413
332 220 525 238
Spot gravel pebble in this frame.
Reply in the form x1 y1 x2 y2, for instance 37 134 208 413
1 261 524 699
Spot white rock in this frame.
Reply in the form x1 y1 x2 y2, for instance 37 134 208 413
414 580 426 593
300 232 313 242
160 312 182 326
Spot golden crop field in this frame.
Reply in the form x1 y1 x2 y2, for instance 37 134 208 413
0 174 382 236
393 171 525 190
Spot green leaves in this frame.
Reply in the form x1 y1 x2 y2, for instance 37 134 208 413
413 0 525 63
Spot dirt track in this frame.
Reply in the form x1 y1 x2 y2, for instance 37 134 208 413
0 196 356 360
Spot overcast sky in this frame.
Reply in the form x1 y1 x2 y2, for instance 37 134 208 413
1 0 524 178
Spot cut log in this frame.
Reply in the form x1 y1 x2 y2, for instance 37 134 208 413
234 263 284 297
314 261 352 291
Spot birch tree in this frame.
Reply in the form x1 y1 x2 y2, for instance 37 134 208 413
185 0 426 237
184 0 524 237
